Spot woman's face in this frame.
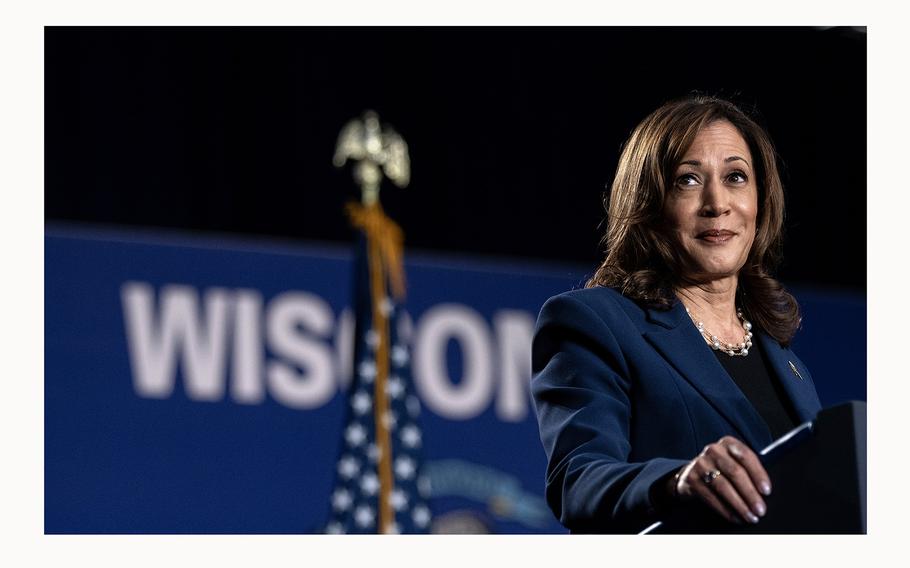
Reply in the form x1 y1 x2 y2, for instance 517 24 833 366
662 120 758 283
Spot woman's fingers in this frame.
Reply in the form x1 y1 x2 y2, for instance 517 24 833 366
709 443 768 519
699 467 760 524
682 467 742 524
677 436 773 525
722 436 772 496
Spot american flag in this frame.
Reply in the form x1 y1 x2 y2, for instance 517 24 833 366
325 202 431 534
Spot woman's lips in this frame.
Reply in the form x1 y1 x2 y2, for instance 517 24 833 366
696 229 736 244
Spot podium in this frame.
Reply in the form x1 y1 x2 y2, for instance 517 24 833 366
643 401 866 534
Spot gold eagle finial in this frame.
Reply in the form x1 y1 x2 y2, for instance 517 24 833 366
333 110 410 205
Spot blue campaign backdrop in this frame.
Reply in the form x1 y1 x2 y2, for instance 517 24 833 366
44 224 865 534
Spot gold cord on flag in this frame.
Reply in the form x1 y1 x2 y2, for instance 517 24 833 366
346 201 406 534
346 202 406 300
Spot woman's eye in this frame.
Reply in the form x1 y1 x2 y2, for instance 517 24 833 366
676 173 699 186
727 171 748 183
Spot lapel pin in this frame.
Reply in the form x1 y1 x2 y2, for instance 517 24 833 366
788 361 803 380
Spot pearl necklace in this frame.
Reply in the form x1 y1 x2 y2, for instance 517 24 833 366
685 306 754 357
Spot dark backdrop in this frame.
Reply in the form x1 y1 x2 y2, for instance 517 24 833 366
45 26 866 292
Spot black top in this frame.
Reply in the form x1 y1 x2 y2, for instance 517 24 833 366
712 336 801 440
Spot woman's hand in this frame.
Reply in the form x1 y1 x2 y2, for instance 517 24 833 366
671 436 772 524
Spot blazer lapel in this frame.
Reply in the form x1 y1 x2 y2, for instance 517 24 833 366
754 332 822 424
642 302 773 450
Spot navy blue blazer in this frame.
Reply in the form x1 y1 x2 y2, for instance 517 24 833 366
530 286 822 533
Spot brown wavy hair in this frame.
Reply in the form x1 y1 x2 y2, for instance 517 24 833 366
585 95 801 345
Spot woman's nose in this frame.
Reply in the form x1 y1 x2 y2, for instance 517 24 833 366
699 177 731 217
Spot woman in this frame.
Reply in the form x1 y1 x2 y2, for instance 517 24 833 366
531 95 823 534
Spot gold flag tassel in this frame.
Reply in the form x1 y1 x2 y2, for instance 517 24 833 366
346 201 406 300
346 200 406 534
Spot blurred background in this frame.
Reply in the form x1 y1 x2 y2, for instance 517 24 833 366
44 26 866 534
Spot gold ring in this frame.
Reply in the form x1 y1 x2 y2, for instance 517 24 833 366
701 469 722 485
